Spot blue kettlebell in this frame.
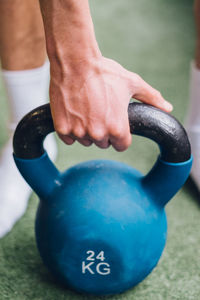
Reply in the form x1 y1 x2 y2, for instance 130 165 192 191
13 103 192 296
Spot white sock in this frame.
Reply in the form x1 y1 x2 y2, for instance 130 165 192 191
0 61 57 238
185 61 200 191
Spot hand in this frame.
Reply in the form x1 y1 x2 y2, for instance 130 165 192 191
49 56 172 151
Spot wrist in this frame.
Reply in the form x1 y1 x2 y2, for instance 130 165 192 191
47 35 101 71
49 54 103 81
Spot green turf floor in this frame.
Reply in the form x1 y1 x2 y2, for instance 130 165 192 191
0 0 199 299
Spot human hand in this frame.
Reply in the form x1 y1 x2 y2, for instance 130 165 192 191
49 56 172 151
39 0 172 151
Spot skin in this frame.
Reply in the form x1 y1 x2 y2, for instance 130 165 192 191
194 0 200 68
0 0 177 151
39 0 173 151
0 0 46 70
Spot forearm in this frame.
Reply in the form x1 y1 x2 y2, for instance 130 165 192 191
39 0 101 73
39 0 172 152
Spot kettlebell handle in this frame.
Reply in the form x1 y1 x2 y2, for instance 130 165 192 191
13 103 191 163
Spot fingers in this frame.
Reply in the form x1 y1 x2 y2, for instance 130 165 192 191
52 73 170 153
51 101 94 147
51 99 131 151
58 127 94 147
58 134 75 145
87 127 111 149
129 73 173 112
109 120 132 152
70 126 93 147
56 122 131 151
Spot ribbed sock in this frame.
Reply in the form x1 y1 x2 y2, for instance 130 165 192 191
0 61 57 238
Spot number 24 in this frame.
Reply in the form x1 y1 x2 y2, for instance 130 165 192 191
86 250 105 262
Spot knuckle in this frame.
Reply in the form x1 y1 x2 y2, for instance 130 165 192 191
73 127 86 139
110 125 124 138
115 129 124 138
133 73 142 85
112 133 132 152
55 124 69 136
153 89 162 99
129 73 143 91
89 128 106 141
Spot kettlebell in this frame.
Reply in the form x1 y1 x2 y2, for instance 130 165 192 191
13 103 192 296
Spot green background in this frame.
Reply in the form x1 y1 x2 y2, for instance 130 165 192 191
0 0 200 299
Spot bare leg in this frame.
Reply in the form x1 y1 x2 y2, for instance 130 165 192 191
185 0 200 191
0 0 46 70
194 0 200 69
0 0 57 238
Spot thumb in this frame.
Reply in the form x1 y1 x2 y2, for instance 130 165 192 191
129 73 173 112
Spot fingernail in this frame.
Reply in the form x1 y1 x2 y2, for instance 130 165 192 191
164 101 173 112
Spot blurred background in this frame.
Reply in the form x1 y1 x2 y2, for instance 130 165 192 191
0 0 199 299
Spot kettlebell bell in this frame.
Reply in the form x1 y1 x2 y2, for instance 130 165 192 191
13 103 192 296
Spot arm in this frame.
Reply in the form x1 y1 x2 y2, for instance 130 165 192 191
39 0 172 151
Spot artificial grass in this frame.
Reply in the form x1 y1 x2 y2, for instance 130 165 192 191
0 0 199 299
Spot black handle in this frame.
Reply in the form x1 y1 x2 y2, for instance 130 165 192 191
13 103 191 163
